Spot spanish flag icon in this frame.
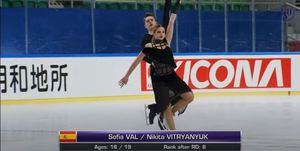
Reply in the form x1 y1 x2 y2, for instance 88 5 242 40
59 131 77 142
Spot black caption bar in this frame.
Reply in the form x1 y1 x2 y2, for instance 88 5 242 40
60 143 241 151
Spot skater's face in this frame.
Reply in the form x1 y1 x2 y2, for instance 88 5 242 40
144 16 157 32
153 26 166 40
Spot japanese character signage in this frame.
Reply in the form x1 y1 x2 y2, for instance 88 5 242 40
0 64 68 93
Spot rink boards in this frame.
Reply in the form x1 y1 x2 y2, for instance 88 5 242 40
1 54 300 101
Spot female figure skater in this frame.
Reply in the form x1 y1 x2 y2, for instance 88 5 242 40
119 0 194 130
141 0 187 126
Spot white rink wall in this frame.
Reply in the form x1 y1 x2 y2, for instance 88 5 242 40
1 54 299 100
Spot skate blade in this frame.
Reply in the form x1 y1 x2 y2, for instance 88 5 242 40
144 104 150 126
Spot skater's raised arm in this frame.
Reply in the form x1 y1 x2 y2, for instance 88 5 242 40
165 14 177 45
166 0 181 45
162 0 171 29
119 52 146 87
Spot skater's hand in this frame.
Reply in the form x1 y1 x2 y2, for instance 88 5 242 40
119 76 128 88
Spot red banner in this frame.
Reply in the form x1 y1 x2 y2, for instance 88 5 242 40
141 58 291 91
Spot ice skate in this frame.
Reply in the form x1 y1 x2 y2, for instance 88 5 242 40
145 103 157 125
157 114 169 130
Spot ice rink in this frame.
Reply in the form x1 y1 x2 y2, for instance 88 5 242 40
1 95 300 151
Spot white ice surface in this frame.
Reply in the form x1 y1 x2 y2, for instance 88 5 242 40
1 95 300 151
